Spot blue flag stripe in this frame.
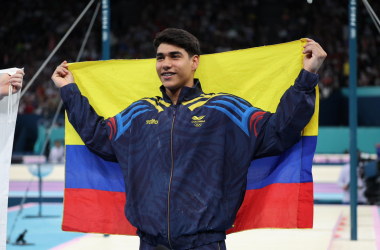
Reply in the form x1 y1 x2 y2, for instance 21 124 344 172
65 145 125 192
65 136 316 192
246 136 316 190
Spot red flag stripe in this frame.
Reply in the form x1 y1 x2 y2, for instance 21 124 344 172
62 188 137 235
227 182 313 234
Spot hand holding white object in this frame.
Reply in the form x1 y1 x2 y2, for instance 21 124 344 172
0 69 24 101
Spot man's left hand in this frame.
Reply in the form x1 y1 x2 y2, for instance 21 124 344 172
303 38 327 74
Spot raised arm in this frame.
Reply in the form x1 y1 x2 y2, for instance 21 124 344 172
251 39 326 159
52 61 116 162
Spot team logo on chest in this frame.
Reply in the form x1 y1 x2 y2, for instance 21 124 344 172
191 116 206 127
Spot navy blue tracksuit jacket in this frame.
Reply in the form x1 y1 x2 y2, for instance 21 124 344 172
60 69 318 249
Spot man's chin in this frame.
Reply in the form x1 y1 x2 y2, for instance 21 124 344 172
161 82 180 90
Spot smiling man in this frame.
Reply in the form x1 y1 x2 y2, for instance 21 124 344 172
52 28 326 250
155 35 200 105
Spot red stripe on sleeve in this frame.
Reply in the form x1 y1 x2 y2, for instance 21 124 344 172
249 111 265 130
109 117 116 136
107 123 113 140
254 116 264 137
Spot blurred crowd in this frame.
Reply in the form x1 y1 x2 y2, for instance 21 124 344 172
1 0 380 117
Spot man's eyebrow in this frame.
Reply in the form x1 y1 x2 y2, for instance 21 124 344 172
169 51 183 56
156 51 183 57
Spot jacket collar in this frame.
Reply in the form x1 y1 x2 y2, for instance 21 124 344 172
159 79 203 105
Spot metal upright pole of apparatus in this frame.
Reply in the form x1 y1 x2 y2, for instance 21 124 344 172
38 164 42 217
102 0 110 60
349 0 358 241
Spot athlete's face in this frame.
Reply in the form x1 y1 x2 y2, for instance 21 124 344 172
156 43 199 90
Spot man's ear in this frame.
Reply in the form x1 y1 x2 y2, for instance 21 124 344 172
191 55 200 71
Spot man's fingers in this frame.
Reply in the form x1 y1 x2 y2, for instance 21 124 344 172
310 43 327 57
303 44 324 54
54 67 67 76
12 85 21 94
15 70 24 76
15 70 25 76
55 68 67 77
303 44 327 60
8 78 22 83
303 41 326 56
305 38 315 43
303 41 319 48
305 42 323 52
10 73 24 79
303 48 313 54
57 65 69 73
11 82 22 89
55 66 70 75
61 61 69 68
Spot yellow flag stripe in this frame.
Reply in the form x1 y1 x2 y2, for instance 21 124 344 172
66 38 318 145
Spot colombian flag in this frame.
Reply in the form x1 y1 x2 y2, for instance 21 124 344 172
62 39 318 235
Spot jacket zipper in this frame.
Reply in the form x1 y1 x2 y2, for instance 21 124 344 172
167 107 176 249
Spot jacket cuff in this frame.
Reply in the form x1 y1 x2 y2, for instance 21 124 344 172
294 69 319 92
59 83 79 102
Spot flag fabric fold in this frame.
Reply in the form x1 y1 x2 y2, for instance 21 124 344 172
63 39 318 235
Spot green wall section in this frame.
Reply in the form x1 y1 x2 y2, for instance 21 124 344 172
341 87 380 97
316 127 380 154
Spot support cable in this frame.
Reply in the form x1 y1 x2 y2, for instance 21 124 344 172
362 0 380 35
77 1 101 62
20 0 95 98
7 1 99 243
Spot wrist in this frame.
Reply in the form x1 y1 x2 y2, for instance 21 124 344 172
294 69 319 92
59 82 71 88
59 83 80 102
303 67 317 74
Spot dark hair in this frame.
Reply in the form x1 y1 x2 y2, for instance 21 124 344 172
153 28 201 57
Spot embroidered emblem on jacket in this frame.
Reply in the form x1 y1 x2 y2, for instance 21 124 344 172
191 116 206 127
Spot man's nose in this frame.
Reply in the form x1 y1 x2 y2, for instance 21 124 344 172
162 58 172 70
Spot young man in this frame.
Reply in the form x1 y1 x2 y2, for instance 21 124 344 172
52 28 326 250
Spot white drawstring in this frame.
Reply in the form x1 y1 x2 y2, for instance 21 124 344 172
8 84 12 123
6 69 23 123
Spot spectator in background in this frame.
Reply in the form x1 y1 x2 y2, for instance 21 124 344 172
337 152 368 204
1 0 379 111
49 140 64 163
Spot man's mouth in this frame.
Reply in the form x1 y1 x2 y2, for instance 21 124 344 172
162 72 176 79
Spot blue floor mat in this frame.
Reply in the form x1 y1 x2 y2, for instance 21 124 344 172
7 203 85 250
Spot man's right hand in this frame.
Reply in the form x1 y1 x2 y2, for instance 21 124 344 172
52 61 74 88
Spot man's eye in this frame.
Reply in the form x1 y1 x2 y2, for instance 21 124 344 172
157 57 163 60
